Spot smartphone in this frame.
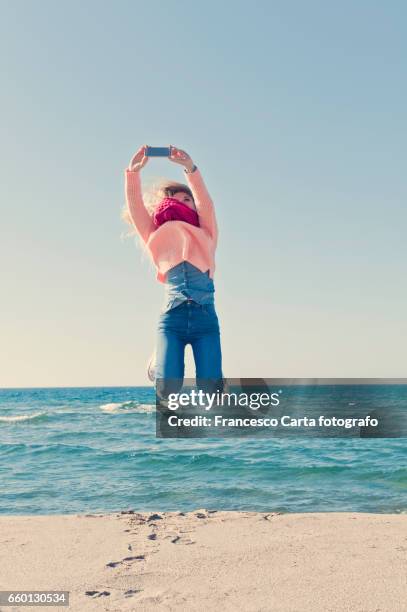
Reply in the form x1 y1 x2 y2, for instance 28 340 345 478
145 146 171 157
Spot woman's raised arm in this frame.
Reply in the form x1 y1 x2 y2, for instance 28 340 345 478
125 146 155 242
169 146 218 244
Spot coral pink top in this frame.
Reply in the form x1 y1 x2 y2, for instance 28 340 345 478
125 168 218 283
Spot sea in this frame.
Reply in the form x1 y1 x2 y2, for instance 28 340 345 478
0 386 406 515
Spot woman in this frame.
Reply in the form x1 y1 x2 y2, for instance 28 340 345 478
124 145 223 393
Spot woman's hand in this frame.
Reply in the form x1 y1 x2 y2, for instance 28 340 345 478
169 146 195 172
128 145 149 172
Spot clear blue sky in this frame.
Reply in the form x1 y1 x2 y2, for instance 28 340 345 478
1 0 406 386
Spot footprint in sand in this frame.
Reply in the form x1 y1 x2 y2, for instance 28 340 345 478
125 589 142 597
195 512 208 519
147 513 163 521
171 535 195 545
85 591 110 598
263 513 282 521
123 555 145 562
106 554 145 568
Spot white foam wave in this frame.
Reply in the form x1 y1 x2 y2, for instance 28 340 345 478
99 401 155 414
0 411 46 423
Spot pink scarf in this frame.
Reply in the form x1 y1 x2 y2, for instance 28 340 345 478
153 197 200 228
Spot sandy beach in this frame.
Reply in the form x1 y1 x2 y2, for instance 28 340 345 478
0 511 406 611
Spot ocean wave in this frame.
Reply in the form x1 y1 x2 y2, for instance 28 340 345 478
0 411 47 423
99 401 155 414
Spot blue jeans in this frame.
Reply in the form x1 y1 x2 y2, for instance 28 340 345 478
155 300 222 394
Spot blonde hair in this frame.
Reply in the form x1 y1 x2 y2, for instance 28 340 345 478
121 177 194 237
